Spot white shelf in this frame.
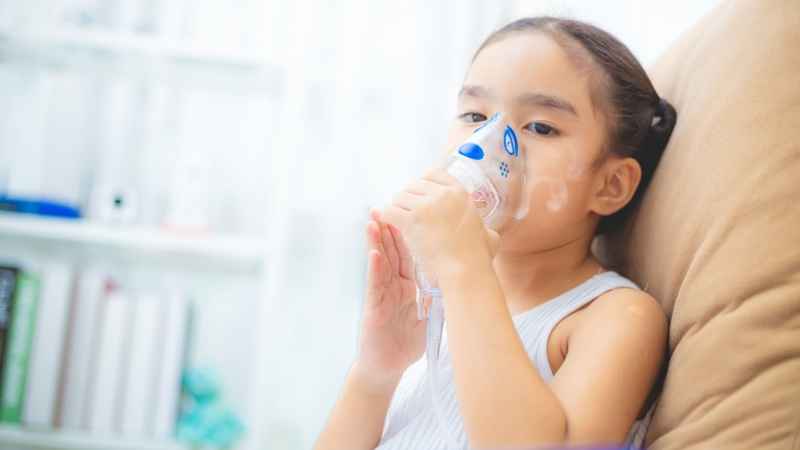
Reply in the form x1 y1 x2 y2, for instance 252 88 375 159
0 425 186 450
0 213 266 273
0 26 278 69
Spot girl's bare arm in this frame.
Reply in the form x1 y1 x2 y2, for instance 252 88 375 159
313 362 400 450
438 250 666 448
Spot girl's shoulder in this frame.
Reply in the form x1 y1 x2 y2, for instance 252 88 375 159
577 284 667 346
543 272 664 375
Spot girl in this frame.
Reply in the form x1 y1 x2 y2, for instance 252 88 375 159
315 16 676 450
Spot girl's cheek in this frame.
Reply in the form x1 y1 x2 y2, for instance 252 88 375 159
524 159 593 217
544 180 570 212
525 177 571 214
527 141 595 179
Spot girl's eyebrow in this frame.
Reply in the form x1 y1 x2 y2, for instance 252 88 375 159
458 84 579 118
458 84 492 99
516 92 579 118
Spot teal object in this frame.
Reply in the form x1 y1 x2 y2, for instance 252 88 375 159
182 367 220 403
177 367 246 449
176 414 205 443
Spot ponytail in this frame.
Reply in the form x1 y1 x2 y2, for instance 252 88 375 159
637 97 678 195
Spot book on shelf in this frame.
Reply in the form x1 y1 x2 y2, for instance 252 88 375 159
0 270 40 423
59 267 110 429
86 290 132 434
23 261 75 427
153 291 191 438
0 265 20 383
119 292 161 436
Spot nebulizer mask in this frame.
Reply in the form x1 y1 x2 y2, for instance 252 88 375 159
415 112 528 447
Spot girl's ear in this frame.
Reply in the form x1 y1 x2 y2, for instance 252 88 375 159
590 156 642 217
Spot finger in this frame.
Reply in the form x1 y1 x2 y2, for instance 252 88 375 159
380 205 411 232
421 167 459 186
370 208 382 222
365 249 388 305
391 190 424 211
368 219 390 269
366 220 381 253
403 178 439 195
387 223 413 281
379 219 400 275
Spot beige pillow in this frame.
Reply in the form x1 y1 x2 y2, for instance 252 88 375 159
598 0 800 449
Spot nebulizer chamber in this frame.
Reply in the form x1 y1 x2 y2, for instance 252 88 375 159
415 112 527 447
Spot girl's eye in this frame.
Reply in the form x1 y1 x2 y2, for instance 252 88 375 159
526 122 559 136
458 112 487 123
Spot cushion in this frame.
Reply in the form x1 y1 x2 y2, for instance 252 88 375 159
597 1 800 449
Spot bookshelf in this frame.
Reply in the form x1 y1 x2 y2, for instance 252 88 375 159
0 425 186 450
0 213 266 273
0 210 271 450
0 2 286 449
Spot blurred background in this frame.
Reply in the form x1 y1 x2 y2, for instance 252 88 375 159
0 1 721 449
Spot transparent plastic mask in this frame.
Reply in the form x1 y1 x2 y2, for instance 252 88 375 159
443 112 529 232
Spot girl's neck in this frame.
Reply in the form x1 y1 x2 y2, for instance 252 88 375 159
492 233 604 316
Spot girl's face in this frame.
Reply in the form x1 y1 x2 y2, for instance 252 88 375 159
445 32 612 253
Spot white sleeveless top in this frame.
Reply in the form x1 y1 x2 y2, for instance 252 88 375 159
376 271 652 450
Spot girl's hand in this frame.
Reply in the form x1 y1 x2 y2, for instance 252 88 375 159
381 168 499 280
354 210 428 390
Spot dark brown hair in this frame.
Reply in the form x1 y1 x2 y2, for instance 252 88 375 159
475 17 677 234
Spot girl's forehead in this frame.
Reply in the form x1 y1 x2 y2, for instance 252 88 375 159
465 33 593 112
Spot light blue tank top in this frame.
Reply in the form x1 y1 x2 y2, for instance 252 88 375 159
376 270 651 450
